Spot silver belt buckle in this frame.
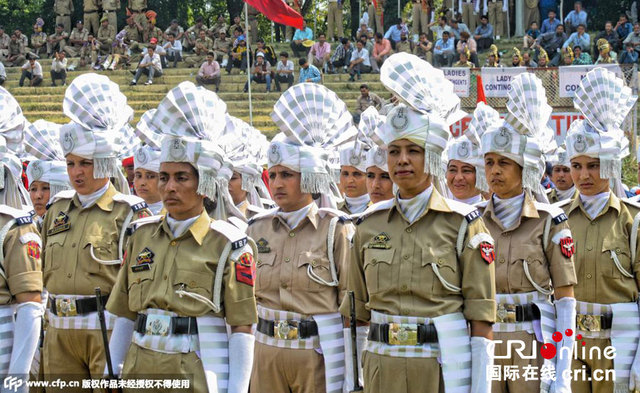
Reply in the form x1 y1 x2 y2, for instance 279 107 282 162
388 323 419 346
55 297 78 317
274 320 299 340
496 304 517 323
145 314 171 336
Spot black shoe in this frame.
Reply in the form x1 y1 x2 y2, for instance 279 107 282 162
129 69 136 75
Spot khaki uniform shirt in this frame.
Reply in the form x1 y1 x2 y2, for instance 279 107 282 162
17 34 28 49
129 0 146 11
453 60 474 67
560 194 640 304
83 0 99 12
229 23 242 37
340 189 496 323
0 34 9 50
48 31 69 45
98 24 116 42
144 26 162 42
8 40 24 56
102 0 120 11
0 210 42 305
31 32 47 48
194 37 213 55
107 212 258 326
41 184 151 296
248 204 351 316
186 24 209 38
213 37 231 53
547 188 578 204
395 40 413 53
210 22 228 38
54 0 74 15
124 25 141 42
356 93 383 114
69 28 89 47
478 192 577 295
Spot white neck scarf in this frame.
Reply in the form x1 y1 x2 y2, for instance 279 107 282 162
579 191 610 220
556 185 575 201
77 182 110 208
453 193 483 205
345 193 370 214
277 203 313 230
492 192 525 230
166 214 200 238
397 185 433 224
147 201 163 215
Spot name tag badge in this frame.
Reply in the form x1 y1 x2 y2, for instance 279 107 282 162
47 212 71 236
131 263 151 273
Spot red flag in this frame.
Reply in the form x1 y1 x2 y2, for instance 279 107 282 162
243 0 304 30
476 74 487 104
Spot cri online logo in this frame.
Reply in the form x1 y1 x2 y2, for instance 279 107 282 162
540 329 590 359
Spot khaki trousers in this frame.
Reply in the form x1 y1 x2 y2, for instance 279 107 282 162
523 3 539 33
363 351 444 393
84 12 100 37
570 337 615 393
367 4 383 34
461 2 478 33
488 1 505 37
327 2 344 40
43 327 110 393
492 330 543 393
250 342 326 393
56 15 72 35
411 3 430 36
103 11 118 32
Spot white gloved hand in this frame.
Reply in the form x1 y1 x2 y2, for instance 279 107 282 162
2 302 43 393
104 317 134 378
470 336 494 393
550 297 576 393
227 332 255 393
343 326 369 392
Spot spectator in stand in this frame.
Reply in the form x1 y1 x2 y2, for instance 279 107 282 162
308 33 331 73
539 0 558 21
625 23 640 55
522 51 537 66
209 15 228 40
0 26 9 61
448 18 470 41
31 19 47 57
564 1 587 34
433 30 455 67
226 37 248 73
352 84 383 123
274 52 294 91
540 10 560 34
428 16 453 42
523 21 540 49
164 19 184 42
563 23 590 53
291 20 313 58
595 38 617 64
457 31 477 66
4 32 26 67
244 52 272 93
384 18 409 49
561 47 574 65
395 32 413 53
594 21 620 58
298 57 321 83
196 51 221 91
184 16 208 53
143 11 163 44
130 45 162 85
474 15 494 51
414 32 433 63
360 34 373 54
47 23 68 58
572 45 592 64
453 49 474 67
511 47 522 66
348 40 371 81
615 14 633 41
485 45 502 67
537 48 549 66
356 21 374 39
535 23 566 65
253 38 277 66
14 29 28 50
19 54 42 86
329 38 353 73
161 32 183 68
184 29 213 68
213 30 231 67
370 32 391 73
0 61 5 85
619 41 639 64
50 50 67 85
229 15 243 37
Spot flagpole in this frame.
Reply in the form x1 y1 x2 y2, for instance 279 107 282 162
245 3 254 126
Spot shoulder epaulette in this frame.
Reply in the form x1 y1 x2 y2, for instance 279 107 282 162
228 216 248 233
247 204 269 215
534 201 568 225
126 215 163 235
46 189 76 209
259 198 276 209
0 205 33 226
475 200 489 209
623 196 640 211
317 207 352 222
445 198 481 223
210 220 248 250
112 194 149 213
552 198 573 210
247 207 278 226
355 199 394 225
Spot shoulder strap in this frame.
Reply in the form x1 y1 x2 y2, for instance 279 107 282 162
210 220 249 250
112 193 149 213
0 219 15 281
632 211 640 263
307 216 340 288
46 190 76 209
355 199 394 225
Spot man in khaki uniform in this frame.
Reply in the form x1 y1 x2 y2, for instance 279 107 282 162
411 0 431 36
247 4 260 45
47 24 68 57
229 15 243 38
4 33 26 67
0 27 10 60
30 25 48 57
209 15 228 40
54 0 74 34
123 16 142 52
327 0 344 40
488 0 506 38
102 0 121 33
367 0 384 34
142 20 162 45
460 0 478 33
128 0 148 29
41 74 151 392
395 33 413 53
63 22 89 58
97 17 116 56
83 0 100 36
107 82 256 393
524 0 539 34
213 30 231 65
184 30 212 68
184 16 208 53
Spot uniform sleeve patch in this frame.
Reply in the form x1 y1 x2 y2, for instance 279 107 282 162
479 242 495 264
235 252 256 286
26 241 41 259
552 213 568 225
19 232 41 246
465 209 480 223
559 237 575 258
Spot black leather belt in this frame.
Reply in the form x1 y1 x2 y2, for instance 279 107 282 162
49 294 109 316
513 303 541 322
601 314 613 330
84 10 98 13
57 13 71 16
369 322 439 344
134 314 199 335
131 8 147 12
257 317 318 339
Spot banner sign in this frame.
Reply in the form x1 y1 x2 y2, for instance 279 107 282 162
480 67 527 97
442 67 470 97
558 64 624 97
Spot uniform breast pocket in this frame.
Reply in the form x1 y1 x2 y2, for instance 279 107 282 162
44 232 67 275
602 237 634 280
363 248 395 295
296 251 334 293
173 268 214 304
256 252 277 292
422 247 461 295
127 266 155 311
510 244 550 291
84 236 119 274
